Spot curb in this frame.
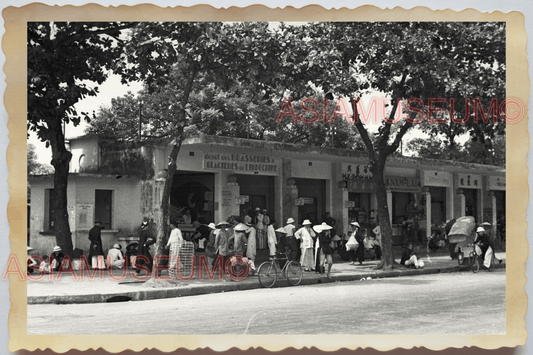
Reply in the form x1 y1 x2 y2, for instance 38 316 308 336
27 263 505 305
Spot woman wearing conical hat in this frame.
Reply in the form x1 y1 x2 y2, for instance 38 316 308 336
294 219 315 272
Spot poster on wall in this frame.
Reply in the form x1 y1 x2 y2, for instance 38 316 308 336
76 204 94 230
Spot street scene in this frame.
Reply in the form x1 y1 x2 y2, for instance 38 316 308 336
26 20 507 341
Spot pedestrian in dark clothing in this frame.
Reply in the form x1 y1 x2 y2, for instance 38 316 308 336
88 221 105 269
136 220 156 273
324 212 337 238
317 222 334 278
276 227 298 265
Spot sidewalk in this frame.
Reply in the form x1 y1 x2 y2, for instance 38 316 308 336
27 248 506 305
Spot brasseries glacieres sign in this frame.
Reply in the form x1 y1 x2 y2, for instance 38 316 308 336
203 153 278 175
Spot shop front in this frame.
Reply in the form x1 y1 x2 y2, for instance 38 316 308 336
421 170 452 237
456 173 482 222
487 175 506 243
291 159 332 226
386 175 423 245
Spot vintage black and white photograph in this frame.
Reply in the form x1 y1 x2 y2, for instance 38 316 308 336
9 4 527 352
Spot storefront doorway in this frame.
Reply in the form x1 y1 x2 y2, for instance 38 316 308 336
295 178 325 225
464 189 478 219
237 175 274 222
429 186 446 225
171 171 215 224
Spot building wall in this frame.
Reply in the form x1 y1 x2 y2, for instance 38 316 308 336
30 135 505 255
28 174 143 256
69 136 99 173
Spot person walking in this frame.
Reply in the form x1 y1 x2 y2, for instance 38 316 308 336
215 221 231 273
166 221 183 279
348 221 364 265
246 223 258 274
295 219 316 272
88 221 105 269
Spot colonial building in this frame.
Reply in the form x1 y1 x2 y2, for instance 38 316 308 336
28 134 505 256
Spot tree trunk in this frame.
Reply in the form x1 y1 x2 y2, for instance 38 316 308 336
151 130 185 280
372 156 402 270
50 127 74 256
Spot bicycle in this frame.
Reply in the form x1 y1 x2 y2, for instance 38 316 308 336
257 252 303 288
467 243 495 273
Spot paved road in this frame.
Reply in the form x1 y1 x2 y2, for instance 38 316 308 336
27 269 505 335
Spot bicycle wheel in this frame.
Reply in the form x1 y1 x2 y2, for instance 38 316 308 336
469 252 480 273
488 253 495 272
257 261 277 288
457 252 464 266
286 261 303 286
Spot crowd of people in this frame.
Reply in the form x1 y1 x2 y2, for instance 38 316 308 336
26 209 503 278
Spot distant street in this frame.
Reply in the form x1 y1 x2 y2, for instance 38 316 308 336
27 269 505 335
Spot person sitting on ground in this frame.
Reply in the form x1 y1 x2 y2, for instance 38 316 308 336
39 255 50 274
107 243 125 270
400 243 424 269
27 246 38 275
50 246 65 272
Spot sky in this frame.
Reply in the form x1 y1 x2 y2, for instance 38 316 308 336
5 2 533 355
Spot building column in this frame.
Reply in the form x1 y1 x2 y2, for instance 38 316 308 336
446 186 454 220
489 191 497 240
424 188 431 240
218 172 240 222
456 189 465 217
337 180 349 235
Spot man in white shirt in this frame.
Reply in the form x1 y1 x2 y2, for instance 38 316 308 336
107 243 124 269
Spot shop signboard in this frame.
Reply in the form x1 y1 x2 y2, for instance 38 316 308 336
203 152 278 175
341 163 373 180
487 176 506 190
422 170 451 187
385 176 421 192
221 189 233 207
300 197 314 205
457 173 482 189
347 179 375 192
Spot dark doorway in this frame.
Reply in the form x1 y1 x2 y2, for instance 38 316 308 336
464 189 478 219
295 178 325 225
95 189 113 230
171 172 214 224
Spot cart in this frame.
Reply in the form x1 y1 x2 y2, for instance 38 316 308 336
447 216 476 267
447 216 495 272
